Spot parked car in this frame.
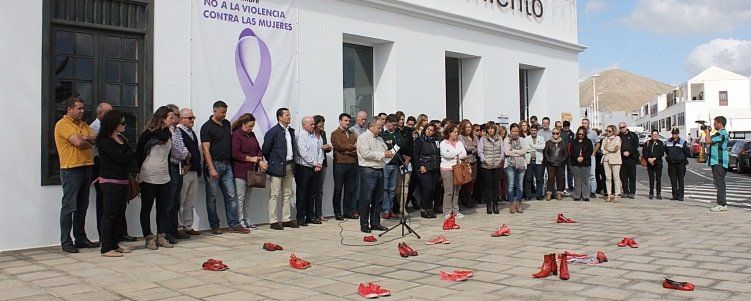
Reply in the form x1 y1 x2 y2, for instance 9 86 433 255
729 140 751 173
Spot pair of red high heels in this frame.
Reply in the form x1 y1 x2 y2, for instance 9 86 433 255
442 215 460 230
397 242 418 258
617 237 639 248
363 236 377 242
289 254 311 269
532 253 570 280
202 259 229 271
262 242 283 251
439 270 473 281
491 224 511 237
357 283 391 298
556 213 576 223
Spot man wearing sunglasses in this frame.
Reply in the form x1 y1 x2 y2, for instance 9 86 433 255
176 108 202 236
618 122 640 199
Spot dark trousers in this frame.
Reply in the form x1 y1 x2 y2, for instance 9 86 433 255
564 162 574 191
100 183 126 253
167 165 183 235
416 170 439 211
595 154 606 194
294 164 316 222
499 168 508 200
546 165 564 193
94 180 128 239
359 167 384 228
93 157 103 237
479 167 500 204
407 168 420 208
332 163 356 217
620 159 637 195
311 166 326 218
59 167 92 246
711 165 727 206
523 163 544 199
139 182 171 236
668 163 686 200
647 163 662 196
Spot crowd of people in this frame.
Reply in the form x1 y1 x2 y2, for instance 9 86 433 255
53 96 731 257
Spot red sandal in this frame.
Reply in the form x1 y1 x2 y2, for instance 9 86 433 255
202 259 228 271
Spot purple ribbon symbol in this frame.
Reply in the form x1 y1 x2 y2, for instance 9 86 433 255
233 28 273 132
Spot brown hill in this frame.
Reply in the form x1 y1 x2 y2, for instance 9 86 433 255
579 69 673 113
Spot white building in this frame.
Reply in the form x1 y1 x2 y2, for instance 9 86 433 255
0 0 583 251
634 66 751 140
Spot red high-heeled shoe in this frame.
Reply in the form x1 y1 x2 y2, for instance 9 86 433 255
559 253 570 280
597 251 608 263
397 243 410 258
532 254 557 278
556 213 576 223
401 242 418 256
491 224 511 237
289 254 311 269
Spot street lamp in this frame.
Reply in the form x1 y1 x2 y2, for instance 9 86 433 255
592 74 600 129
596 92 603 129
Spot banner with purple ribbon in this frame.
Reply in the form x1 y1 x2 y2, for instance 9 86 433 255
191 0 298 135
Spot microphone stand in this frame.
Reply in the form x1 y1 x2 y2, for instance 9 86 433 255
379 144 421 239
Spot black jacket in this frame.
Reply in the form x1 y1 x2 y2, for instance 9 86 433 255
543 140 568 167
665 138 690 165
619 130 640 161
643 139 665 165
413 136 440 172
262 124 298 177
96 135 134 180
568 138 593 167
179 127 202 176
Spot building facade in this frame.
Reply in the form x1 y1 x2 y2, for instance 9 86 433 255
634 66 751 140
0 0 582 250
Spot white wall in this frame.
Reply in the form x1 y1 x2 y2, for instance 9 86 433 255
0 0 580 251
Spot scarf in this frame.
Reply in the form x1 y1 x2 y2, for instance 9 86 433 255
508 136 527 170
550 136 562 143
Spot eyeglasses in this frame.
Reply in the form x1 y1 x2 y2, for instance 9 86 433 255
607 130 613 133
619 126 626 129
183 117 196 121
552 132 560 135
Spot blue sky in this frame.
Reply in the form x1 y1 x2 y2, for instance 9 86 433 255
577 0 751 85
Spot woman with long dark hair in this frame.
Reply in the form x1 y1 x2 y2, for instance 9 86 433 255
439 124 468 218
543 128 568 200
569 126 593 201
643 129 665 199
413 124 441 218
231 113 267 229
95 110 134 257
504 123 530 213
477 121 504 214
457 120 478 208
136 106 174 250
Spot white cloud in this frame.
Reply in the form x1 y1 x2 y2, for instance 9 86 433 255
624 0 751 35
584 0 607 15
686 39 751 76
579 63 620 81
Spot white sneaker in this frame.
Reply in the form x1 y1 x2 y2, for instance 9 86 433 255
455 213 465 218
562 190 571 196
710 205 728 212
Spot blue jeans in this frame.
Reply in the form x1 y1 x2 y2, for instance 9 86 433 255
382 164 398 212
59 167 92 246
332 163 356 217
589 158 597 194
167 165 183 235
204 161 240 228
353 164 361 213
359 167 384 228
523 163 544 199
565 162 575 191
505 166 525 202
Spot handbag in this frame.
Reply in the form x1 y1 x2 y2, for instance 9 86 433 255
246 163 267 188
126 174 140 202
452 158 472 185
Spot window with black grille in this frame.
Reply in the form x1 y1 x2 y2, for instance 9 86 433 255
42 0 152 185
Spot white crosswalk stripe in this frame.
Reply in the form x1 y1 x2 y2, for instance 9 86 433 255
661 182 751 208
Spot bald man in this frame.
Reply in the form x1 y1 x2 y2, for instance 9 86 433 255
618 122 640 199
294 116 324 226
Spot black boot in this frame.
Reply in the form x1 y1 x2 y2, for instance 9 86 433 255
486 200 492 214
493 198 500 214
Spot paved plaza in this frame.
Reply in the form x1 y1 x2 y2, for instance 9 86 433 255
2 187 751 301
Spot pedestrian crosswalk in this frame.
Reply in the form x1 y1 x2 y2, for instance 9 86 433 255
662 182 751 208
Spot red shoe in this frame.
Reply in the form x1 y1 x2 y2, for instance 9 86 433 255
426 235 449 245
289 254 311 269
559 254 570 280
491 224 511 237
532 254 557 278
357 283 379 298
382 212 392 219
263 242 283 251
367 283 391 297
352 211 360 218
397 243 410 258
627 238 639 248
453 270 474 278
556 213 576 223
617 237 630 247
596 251 608 263
363 236 377 242
442 215 460 230
401 242 418 256
439 271 470 281
202 259 228 271
662 278 695 291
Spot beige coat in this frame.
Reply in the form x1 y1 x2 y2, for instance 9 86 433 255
601 135 622 164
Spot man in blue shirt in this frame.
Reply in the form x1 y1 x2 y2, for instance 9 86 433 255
705 116 729 212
